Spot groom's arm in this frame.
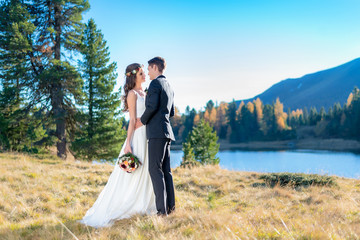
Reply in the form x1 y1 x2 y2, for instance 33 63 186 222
170 103 175 118
140 80 161 125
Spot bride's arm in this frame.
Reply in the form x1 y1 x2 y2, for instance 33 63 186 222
124 91 137 154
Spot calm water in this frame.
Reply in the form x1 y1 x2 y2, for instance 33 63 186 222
170 150 360 179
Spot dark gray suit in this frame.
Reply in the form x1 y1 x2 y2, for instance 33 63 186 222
140 75 175 215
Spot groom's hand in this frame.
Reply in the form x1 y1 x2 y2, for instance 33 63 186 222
135 118 143 130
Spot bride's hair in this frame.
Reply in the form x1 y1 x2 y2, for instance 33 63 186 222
122 63 142 112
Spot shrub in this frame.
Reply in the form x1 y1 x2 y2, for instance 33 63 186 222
259 172 336 188
181 120 220 166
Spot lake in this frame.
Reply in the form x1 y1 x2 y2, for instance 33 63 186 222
170 150 360 179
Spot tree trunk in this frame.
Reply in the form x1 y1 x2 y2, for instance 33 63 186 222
54 3 66 159
88 70 93 140
88 70 94 161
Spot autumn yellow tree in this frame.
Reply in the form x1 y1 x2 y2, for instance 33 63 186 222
214 102 228 139
347 92 354 107
253 98 264 132
170 106 183 141
274 98 289 130
194 113 201 125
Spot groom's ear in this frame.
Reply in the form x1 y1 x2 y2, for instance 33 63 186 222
150 64 159 73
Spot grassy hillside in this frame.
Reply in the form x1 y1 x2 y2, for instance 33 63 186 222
0 152 360 239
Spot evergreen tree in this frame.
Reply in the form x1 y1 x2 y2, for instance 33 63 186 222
181 106 196 141
343 87 360 139
214 102 228 139
0 0 90 158
327 103 342 136
303 107 309 125
226 100 239 143
0 85 48 152
0 0 49 152
180 140 199 168
71 19 125 161
36 0 89 159
286 108 291 126
205 100 214 112
319 107 326 121
0 0 35 151
240 102 259 141
0 0 35 92
183 120 220 165
309 107 319 125
0 85 23 151
327 107 333 121
262 104 277 139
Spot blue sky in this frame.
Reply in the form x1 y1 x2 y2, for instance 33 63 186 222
84 0 360 112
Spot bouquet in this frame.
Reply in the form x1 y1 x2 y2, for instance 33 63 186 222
117 153 142 173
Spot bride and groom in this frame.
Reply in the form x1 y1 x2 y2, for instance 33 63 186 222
80 57 176 228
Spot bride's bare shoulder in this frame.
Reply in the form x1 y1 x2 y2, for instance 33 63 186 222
127 90 137 99
127 90 137 106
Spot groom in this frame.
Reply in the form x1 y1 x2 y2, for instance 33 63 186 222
136 56 175 215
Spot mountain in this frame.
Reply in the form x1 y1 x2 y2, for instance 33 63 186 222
237 58 360 111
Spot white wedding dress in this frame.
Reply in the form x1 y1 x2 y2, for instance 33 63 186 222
80 91 156 228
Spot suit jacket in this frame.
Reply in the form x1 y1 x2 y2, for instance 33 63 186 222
140 75 175 141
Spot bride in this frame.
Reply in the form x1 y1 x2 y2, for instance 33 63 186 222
80 63 157 228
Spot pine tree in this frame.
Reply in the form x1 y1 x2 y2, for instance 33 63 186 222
34 0 90 159
0 0 35 91
206 100 215 112
262 104 277 139
309 107 319 125
351 87 360 139
327 103 342 137
344 87 360 139
303 107 309 125
0 85 48 152
214 102 228 139
319 107 326 121
180 140 199 168
71 19 125 161
241 102 259 141
0 85 22 151
0 0 35 151
327 107 333 120
226 100 238 143
183 120 220 165
0 0 48 152
181 106 196 141
0 0 90 158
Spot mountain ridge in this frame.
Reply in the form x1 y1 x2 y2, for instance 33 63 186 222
237 58 360 110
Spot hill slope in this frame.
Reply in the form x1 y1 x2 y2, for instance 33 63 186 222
238 58 360 110
0 153 360 239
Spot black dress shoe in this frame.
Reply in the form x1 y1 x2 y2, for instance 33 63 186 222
157 211 167 216
167 206 175 214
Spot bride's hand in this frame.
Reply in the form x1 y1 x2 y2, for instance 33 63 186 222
124 143 132 154
135 118 143 130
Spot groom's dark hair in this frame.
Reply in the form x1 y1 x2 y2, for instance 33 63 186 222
148 57 166 73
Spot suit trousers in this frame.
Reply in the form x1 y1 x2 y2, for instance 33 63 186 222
148 138 175 215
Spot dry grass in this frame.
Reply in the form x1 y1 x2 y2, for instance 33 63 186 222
0 152 360 239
